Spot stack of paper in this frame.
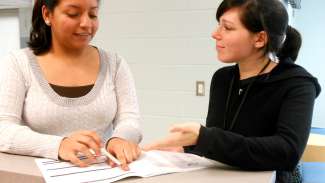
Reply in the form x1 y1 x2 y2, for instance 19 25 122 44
35 150 217 183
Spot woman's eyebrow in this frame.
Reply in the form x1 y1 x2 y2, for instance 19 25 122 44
64 4 98 10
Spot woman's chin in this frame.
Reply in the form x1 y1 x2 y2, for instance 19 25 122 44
217 56 235 64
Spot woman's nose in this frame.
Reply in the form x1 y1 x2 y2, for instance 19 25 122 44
80 14 92 28
211 27 221 40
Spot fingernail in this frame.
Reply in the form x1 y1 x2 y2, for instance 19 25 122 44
123 166 129 171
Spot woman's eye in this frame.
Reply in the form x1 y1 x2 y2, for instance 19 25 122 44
67 13 79 17
222 24 233 30
89 14 98 19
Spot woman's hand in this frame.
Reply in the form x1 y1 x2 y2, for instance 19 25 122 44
143 145 184 153
106 137 141 171
143 123 201 151
58 130 102 167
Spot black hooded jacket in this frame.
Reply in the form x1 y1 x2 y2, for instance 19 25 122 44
185 58 321 171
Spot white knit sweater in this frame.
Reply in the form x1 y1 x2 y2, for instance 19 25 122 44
0 48 142 159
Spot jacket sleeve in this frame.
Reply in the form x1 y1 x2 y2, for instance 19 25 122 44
110 54 142 144
186 79 317 171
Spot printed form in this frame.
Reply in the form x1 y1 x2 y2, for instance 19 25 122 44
35 150 217 183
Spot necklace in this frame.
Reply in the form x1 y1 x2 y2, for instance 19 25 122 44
238 88 244 95
223 59 271 130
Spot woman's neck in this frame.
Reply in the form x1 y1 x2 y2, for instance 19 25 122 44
49 42 93 65
238 55 275 80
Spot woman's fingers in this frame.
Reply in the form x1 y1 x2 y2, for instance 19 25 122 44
170 123 201 133
75 143 97 164
114 147 129 170
132 145 141 159
73 134 101 156
143 128 200 151
124 143 141 163
78 131 102 155
106 138 142 171
123 148 132 164
169 124 185 133
69 153 88 167
106 158 116 168
143 146 184 152
142 133 181 150
142 143 159 151
79 131 102 146
59 131 103 167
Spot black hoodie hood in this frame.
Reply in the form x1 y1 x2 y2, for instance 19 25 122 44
259 58 321 97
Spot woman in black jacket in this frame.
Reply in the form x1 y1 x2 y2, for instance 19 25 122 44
144 0 321 182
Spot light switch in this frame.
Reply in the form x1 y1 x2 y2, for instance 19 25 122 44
196 81 205 96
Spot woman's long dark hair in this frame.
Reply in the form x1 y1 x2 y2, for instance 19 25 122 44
216 0 302 62
28 0 59 55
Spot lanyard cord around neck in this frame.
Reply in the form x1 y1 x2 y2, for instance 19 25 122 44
223 59 271 130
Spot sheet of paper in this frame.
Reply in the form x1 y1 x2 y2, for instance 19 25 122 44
35 150 217 183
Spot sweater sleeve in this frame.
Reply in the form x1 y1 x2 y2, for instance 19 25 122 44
0 52 64 159
188 79 317 171
110 54 142 144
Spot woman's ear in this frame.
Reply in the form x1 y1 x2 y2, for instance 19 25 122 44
42 5 52 26
254 31 268 48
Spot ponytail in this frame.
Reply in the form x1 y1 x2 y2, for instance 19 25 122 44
277 26 302 62
27 0 58 55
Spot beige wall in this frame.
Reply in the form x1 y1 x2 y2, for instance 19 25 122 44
93 0 225 144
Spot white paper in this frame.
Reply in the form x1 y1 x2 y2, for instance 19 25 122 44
35 150 217 183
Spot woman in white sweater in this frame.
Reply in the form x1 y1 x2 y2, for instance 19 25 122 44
0 0 142 170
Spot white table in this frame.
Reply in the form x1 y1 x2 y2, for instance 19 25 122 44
0 152 275 183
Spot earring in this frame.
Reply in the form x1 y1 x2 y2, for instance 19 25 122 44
45 20 51 26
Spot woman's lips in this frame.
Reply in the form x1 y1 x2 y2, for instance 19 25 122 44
216 45 225 50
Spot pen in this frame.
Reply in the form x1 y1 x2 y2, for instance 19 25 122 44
100 148 122 166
